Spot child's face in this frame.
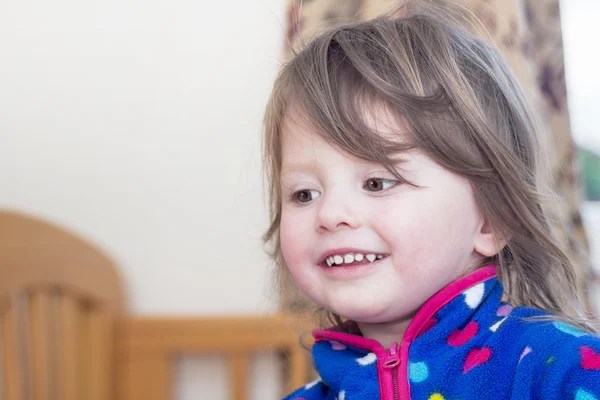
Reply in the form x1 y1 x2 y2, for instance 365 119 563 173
279 115 489 326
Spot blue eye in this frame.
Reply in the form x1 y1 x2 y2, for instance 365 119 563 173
364 178 397 192
292 189 321 203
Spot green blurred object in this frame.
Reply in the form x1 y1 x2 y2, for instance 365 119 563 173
580 147 600 201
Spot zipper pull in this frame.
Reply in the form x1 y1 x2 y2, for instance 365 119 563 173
383 342 400 368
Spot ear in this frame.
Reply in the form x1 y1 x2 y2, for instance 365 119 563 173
474 215 508 257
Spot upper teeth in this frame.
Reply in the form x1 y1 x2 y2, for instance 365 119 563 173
325 253 384 267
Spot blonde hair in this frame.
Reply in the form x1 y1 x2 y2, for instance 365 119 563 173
263 3 598 332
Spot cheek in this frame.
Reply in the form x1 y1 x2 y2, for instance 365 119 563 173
279 215 295 260
279 211 318 293
374 191 478 253
279 209 310 267
374 198 433 246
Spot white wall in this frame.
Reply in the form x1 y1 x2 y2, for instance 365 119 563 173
0 1 286 314
0 1 286 398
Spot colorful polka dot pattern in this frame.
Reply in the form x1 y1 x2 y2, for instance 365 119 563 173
284 276 600 400
406 280 600 399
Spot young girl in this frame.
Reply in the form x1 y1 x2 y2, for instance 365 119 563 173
262 4 600 400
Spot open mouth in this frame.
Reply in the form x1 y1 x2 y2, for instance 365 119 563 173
320 252 388 267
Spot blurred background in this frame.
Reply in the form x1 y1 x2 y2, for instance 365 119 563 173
0 0 599 399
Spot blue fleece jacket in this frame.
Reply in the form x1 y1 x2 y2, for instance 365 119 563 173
284 266 600 400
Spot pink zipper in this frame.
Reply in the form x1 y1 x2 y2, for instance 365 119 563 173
383 342 400 400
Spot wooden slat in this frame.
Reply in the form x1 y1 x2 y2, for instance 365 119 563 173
30 292 51 400
49 293 60 400
119 315 313 354
58 295 80 400
288 346 309 393
122 356 171 400
228 353 248 400
2 306 24 400
125 336 294 355
82 309 114 400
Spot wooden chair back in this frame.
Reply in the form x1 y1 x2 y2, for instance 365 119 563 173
0 210 124 400
118 314 313 400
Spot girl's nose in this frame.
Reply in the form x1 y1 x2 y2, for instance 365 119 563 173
315 192 360 233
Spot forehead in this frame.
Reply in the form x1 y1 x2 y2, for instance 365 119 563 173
280 104 409 153
280 117 341 171
279 110 419 175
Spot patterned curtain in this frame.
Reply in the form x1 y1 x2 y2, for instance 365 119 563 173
282 0 597 314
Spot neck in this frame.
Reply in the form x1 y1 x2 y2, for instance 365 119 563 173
356 314 415 348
